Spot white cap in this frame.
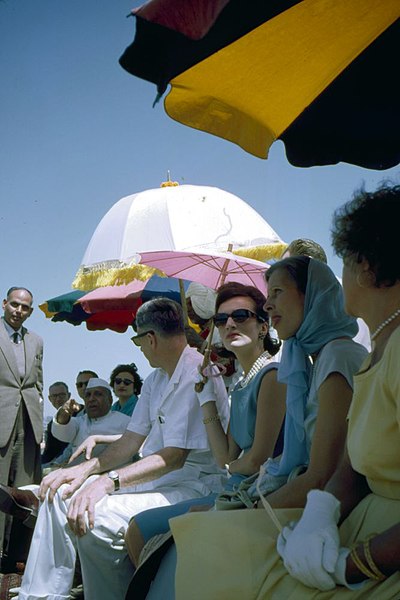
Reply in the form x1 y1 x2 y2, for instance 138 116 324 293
86 378 113 393
186 282 217 320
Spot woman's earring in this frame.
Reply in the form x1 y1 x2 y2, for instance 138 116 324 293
258 332 265 340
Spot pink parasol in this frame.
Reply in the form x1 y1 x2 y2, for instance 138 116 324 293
137 249 268 293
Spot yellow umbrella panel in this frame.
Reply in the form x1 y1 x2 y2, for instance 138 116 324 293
164 0 399 168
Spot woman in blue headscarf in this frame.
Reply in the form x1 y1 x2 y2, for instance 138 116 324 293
128 257 368 599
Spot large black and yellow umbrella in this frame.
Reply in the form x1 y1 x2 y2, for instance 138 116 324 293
120 0 399 170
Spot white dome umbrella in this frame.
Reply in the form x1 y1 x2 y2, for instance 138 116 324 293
73 182 285 290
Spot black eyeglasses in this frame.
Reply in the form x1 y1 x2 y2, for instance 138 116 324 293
213 309 265 329
131 330 155 346
114 377 134 386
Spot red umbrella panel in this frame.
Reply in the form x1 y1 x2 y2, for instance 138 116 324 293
40 276 189 333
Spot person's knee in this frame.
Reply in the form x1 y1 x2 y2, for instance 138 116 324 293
125 520 145 568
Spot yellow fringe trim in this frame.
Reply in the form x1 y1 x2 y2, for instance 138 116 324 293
72 264 166 291
72 243 287 291
233 242 287 261
38 303 57 318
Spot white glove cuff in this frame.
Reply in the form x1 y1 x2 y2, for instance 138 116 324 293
306 490 341 523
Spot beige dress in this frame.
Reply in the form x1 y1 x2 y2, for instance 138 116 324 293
172 328 400 599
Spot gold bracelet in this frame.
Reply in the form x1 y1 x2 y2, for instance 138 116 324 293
363 537 386 582
203 415 220 424
350 546 380 581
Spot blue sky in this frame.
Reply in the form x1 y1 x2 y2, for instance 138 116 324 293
1 0 398 416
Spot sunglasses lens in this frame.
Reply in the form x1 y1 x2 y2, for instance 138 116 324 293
213 310 254 328
213 314 228 328
115 378 133 385
232 310 250 323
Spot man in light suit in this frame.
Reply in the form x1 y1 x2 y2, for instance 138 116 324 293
0 286 43 572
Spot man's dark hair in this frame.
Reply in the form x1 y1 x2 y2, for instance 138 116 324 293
6 287 33 302
136 298 185 336
49 381 69 393
77 370 98 379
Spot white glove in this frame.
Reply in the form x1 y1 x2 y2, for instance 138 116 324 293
196 364 221 407
277 490 341 591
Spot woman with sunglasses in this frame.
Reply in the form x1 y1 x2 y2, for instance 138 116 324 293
123 282 286 569
136 256 368 599
109 363 143 417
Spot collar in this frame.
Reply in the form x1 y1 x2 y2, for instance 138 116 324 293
168 344 193 385
2 317 23 339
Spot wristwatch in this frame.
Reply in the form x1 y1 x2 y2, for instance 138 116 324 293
107 470 120 492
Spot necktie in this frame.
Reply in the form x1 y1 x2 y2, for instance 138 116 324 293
12 332 19 344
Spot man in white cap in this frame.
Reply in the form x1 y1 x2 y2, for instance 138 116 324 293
18 298 229 600
50 377 131 458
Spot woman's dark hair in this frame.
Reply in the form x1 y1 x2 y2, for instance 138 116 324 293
215 282 281 356
331 183 400 287
265 256 311 295
109 363 143 395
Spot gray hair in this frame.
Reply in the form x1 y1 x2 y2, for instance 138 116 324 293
136 298 184 337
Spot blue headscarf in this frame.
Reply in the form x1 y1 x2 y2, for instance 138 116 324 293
268 259 358 477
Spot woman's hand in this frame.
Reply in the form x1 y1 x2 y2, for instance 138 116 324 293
277 490 341 591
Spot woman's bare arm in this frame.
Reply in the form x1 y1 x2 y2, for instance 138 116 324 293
229 370 286 476
263 372 353 509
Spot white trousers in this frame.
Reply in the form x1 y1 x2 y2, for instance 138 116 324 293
18 476 197 600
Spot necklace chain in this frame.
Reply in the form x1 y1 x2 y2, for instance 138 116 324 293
370 307 400 342
239 350 272 388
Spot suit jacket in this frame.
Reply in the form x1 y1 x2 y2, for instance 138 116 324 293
0 318 44 448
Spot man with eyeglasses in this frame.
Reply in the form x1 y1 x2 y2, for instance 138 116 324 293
0 286 43 574
41 382 73 465
50 378 131 459
40 371 98 471
18 298 229 600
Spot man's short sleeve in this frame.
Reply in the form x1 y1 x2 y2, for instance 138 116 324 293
126 373 153 436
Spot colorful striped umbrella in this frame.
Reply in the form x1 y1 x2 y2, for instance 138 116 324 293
120 0 399 169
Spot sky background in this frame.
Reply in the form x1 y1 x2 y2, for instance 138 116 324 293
1 0 398 417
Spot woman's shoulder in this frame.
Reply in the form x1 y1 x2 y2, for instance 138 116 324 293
314 338 368 388
320 338 368 360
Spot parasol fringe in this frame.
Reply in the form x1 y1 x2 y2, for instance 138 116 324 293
72 242 286 291
38 303 57 318
233 242 287 261
72 263 166 291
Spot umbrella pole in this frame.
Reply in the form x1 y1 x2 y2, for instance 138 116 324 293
179 278 189 326
195 244 232 393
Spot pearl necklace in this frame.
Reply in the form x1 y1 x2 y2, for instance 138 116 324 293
370 307 400 342
239 350 272 388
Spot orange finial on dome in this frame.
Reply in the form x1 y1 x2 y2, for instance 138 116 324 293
160 170 179 187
